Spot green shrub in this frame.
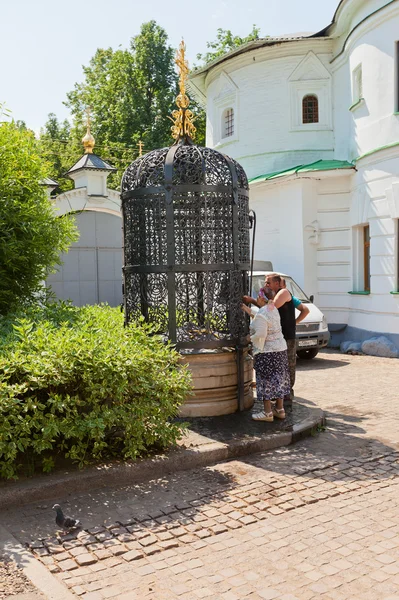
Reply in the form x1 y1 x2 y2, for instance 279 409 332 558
0 121 78 314
0 303 191 479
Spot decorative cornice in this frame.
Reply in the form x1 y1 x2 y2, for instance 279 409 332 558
55 187 120 202
59 187 88 200
200 41 333 91
331 0 399 68
249 167 354 189
108 189 121 201
355 140 399 163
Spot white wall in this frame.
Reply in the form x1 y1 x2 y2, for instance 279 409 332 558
315 176 352 326
47 211 123 307
250 174 353 325
249 179 312 290
333 1 399 160
205 42 335 180
349 149 399 335
49 179 123 308
331 60 352 161
330 0 399 338
333 0 395 40
201 0 399 342
302 179 319 302
53 187 121 219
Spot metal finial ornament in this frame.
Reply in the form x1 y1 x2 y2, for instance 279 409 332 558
82 106 95 154
170 40 196 141
138 140 144 157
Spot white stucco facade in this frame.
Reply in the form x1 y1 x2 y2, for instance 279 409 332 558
190 0 399 348
47 157 123 307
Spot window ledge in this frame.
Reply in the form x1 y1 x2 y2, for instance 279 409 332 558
214 137 238 148
390 291 399 295
349 98 365 112
290 124 333 133
348 291 370 295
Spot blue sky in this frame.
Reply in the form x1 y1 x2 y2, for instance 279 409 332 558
1 0 339 132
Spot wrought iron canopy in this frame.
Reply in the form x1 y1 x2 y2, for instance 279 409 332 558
121 141 251 350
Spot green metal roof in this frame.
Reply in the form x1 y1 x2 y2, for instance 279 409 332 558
249 159 355 184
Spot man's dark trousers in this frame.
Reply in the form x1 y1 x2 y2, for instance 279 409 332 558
286 339 296 401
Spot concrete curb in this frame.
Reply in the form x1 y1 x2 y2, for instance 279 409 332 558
0 524 75 600
0 407 325 510
292 408 326 443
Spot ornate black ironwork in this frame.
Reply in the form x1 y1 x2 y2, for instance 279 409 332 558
121 143 251 352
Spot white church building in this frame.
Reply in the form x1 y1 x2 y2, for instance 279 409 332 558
190 0 399 348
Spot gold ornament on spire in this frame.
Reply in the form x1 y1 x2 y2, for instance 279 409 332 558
170 40 196 141
82 106 95 154
138 140 144 157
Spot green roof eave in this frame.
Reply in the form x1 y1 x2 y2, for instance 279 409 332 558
249 159 355 184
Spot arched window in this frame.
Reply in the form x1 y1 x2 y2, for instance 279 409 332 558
302 95 319 124
222 108 234 138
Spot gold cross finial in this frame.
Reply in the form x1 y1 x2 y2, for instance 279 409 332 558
170 39 196 142
138 140 144 157
85 106 91 128
82 106 95 154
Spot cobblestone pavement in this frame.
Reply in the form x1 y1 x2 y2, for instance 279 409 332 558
2 350 399 600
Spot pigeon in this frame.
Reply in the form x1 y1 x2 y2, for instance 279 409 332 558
52 504 81 531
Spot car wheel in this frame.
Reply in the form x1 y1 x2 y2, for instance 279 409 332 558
297 348 319 360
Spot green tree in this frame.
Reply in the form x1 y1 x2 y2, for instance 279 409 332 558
0 122 78 314
39 113 78 193
39 22 209 191
196 25 262 66
62 21 205 189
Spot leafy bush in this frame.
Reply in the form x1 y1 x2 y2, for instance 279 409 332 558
0 303 191 479
0 121 77 314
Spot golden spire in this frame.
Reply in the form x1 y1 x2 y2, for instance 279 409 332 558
138 140 144 157
82 106 95 154
170 40 196 141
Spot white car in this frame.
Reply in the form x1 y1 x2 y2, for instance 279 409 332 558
250 267 330 360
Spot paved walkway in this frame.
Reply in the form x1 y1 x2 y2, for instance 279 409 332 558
2 350 399 600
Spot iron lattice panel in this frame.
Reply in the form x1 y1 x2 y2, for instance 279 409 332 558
123 194 167 268
121 148 169 191
173 192 234 266
124 272 169 332
122 147 250 193
238 194 250 264
230 159 249 190
121 143 250 348
171 146 235 186
174 270 246 345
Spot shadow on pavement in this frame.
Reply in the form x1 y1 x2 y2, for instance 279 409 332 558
1 466 238 544
297 354 351 371
241 396 398 482
5 420 397 552
176 401 305 442
4 391 397 550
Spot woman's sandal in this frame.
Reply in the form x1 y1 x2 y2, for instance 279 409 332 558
272 407 286 419
252 410 274 422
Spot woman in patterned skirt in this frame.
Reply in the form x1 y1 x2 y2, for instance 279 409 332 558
242 287 290 422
